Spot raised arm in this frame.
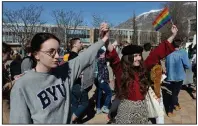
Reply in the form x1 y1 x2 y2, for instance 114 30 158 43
103 23 121 71
58 23 110 88
68 40 106 86
105 39 114 53
167 25 178 43
144 25 178 70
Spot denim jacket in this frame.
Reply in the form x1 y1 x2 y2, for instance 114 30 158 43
165 49 191 81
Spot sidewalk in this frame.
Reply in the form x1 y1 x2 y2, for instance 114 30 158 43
85 86 196 124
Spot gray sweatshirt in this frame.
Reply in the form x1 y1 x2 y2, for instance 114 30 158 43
21 57 34 73
81 59 97 90
10 40 105 124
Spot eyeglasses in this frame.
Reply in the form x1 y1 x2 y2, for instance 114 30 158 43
40 48 60 58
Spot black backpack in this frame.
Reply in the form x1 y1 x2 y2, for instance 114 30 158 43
10 59 22 80
188 44 196 59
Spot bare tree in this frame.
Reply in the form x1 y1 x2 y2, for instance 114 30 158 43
52 10 84 49
92 13 105 28
3 5 45 56
132 11 138 44
160 2 196 41
150 30 156 45
109 29 123 44
92 13 114 28
92 13 115 43
50 26 65 48
91 13 125 45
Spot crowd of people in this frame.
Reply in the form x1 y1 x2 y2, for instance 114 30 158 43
2 22 196 124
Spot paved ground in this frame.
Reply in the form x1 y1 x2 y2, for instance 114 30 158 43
84 85 196 124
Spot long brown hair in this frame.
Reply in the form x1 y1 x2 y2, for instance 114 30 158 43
117 54 151 99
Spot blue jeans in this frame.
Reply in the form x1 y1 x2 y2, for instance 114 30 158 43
97 81 112 109
168 81 183 112
71 84 89 117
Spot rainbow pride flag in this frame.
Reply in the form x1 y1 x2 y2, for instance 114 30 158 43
152 7 172 31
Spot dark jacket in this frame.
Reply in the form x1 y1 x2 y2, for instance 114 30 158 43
10 59 21 80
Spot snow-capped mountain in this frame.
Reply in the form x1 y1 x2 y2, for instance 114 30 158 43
136 9 162 18
116 2 196 30
183 2 196 6
116 9 161 30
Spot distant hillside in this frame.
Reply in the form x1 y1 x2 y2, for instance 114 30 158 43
116 2 196 30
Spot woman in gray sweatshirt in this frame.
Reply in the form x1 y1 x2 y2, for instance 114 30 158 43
10 23 109 124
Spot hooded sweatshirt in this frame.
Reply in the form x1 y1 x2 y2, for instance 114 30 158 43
10 40 105 124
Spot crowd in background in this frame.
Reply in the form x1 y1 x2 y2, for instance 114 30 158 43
2 22 197 124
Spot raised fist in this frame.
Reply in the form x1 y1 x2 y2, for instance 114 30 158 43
171 25 178 35
99 22 109 39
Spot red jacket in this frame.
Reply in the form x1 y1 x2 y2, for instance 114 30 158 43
106 40 175 101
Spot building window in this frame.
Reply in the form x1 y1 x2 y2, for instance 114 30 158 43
46 28 49 32
42 27 45 32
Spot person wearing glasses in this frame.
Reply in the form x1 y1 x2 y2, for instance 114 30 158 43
10 23 109 124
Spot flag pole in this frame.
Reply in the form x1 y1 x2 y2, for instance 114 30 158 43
170 19 174 25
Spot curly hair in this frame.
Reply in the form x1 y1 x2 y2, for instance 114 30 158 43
117 54 151 99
